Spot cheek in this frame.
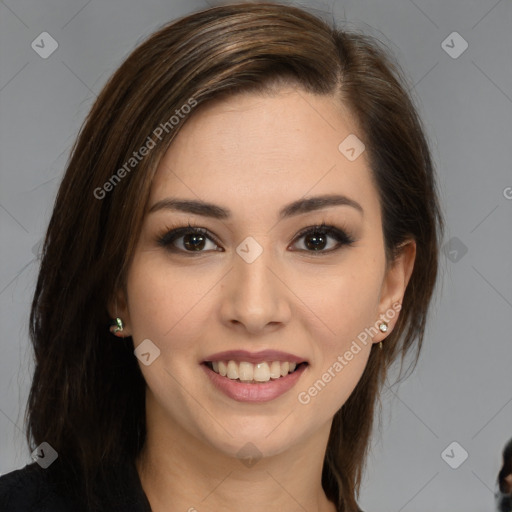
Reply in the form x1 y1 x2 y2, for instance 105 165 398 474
125 252 216 346
293 254 384 412
296 254 384 344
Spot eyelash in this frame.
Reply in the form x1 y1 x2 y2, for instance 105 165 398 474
156 221 356 256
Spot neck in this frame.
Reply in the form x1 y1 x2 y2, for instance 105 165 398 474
135 394 338 512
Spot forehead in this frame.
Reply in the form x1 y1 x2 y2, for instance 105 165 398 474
150 88 379 221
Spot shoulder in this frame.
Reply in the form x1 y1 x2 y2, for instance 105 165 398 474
0 462 77 512
495 482 512 512
1 459 152 512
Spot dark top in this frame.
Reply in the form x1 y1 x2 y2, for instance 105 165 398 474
496 482 512 512
1 460 372 512
0 460 152 512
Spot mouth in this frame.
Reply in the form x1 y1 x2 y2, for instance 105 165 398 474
201 358 309 403
202 360 308 384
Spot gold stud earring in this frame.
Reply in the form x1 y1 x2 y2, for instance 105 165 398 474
110 317 124 336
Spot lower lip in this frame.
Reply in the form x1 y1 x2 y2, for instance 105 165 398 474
201 363 307 403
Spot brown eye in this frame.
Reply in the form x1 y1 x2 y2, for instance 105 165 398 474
291 224 355 254
157 227 221 253
156 223 355 256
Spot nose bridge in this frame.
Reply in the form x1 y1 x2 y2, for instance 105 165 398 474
221 235 290 331
234 236 277 308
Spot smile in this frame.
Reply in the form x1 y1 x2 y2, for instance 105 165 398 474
201 361 309 402
205 360 306 383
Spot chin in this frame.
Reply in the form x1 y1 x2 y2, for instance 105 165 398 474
203 424 299 461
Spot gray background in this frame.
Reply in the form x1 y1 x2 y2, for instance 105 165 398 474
1 0 511 511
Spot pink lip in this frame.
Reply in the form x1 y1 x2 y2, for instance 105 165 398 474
201 362 308 403
203 349 307 364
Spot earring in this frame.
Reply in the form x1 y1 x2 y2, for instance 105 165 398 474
378 321 388 350
110 317 124 336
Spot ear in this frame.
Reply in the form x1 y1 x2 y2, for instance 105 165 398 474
107 286 132 338
374 239 416 342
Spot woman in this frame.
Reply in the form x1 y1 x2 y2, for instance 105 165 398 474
496 438 512 512
0 2 443 511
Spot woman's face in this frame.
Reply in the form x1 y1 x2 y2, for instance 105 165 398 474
114 86 414 459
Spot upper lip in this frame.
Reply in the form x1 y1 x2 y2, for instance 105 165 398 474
203 350 308 364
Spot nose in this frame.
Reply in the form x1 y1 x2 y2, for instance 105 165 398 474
218 244 292 335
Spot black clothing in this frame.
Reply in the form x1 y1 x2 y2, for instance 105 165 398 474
0 460 152 512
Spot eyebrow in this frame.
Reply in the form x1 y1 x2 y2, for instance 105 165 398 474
148 193 364 220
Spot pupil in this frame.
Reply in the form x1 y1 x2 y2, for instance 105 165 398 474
306 233 326 251
184 234 205 251
182 232 327 251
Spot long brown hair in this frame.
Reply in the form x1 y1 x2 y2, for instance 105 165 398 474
26 3 443 511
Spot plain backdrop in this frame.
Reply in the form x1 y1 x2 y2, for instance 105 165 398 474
1 1 511 511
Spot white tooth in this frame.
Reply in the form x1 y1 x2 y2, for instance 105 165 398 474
227 360 239 379
253 362 270 382
269 361 281 379
238 362 254 382
213 360 299 381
